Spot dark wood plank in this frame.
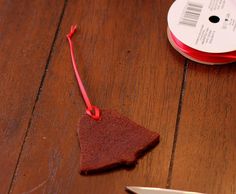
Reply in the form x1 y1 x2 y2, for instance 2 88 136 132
170 63 236 194
0 1 65 193
10 0 185 193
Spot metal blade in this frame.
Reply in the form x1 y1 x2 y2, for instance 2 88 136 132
126 186 204 194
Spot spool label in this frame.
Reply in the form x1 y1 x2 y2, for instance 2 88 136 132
168 0 236 53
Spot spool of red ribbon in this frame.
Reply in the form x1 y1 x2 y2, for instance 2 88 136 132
167 27 236 65
167 0 236 65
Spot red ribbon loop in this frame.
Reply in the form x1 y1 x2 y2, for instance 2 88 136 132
86 106 101 120
67 25 101 120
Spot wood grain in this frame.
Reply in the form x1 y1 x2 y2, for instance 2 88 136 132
9 0 185 193
170 63 236 194
0 0 64 193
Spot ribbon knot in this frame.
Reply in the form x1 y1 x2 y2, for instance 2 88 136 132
67 25 77 39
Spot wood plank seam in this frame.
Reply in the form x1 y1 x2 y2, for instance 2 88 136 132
166 60 189 188
7 1 69 193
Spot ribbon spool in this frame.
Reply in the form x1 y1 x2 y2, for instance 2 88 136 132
167 0 236 65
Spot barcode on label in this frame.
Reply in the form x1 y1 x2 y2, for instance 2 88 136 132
179 1 203 27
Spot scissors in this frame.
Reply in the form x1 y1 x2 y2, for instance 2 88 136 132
126 186 204 194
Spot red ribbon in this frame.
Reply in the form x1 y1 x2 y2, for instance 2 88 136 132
170 30 236 64
67 25 101 120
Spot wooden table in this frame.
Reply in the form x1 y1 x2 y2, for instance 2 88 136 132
1 1 235 194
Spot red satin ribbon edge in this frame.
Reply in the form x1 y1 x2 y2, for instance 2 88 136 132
170 30 236 64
